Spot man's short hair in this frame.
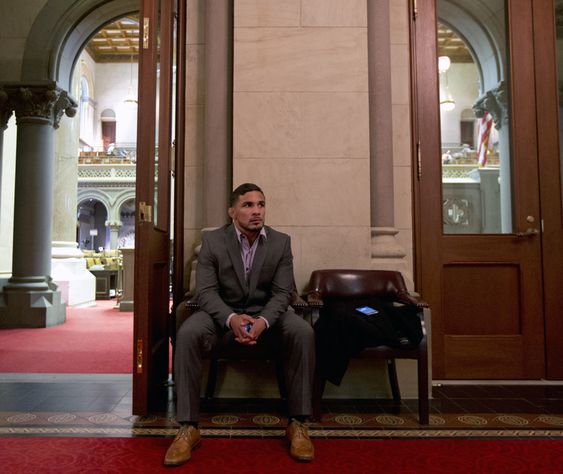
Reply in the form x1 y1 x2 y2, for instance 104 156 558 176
229 183 264 207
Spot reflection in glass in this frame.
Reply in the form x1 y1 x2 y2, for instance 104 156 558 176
153 0 162 226
438 0 512 234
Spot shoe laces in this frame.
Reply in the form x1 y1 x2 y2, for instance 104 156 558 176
177 425 194 441
292 421 310 441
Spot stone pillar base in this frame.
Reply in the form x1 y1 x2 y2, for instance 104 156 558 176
0 288 66 328
119 248 134 312
370 227 413 290
51 241 96 307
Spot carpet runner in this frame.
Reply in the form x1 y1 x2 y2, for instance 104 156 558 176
2 437 563 473
0 301 133 373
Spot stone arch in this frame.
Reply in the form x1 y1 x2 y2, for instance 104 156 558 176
117 196 136 248
111 190 136 222
438 0 505 92
21 0 139 93
77 189 112 213
101 109 117 120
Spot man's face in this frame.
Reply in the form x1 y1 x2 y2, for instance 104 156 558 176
228 190 266 235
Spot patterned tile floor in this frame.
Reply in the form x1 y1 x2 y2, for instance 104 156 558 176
1 375 563 439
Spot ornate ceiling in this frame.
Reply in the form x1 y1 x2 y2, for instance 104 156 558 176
85 17 472 65
437 24 474 63
85 17 139 63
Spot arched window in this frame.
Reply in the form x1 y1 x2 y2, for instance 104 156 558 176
100 108 117 152
78 60 96 148
460 108 476 148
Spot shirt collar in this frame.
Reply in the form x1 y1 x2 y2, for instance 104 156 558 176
234 225 267 243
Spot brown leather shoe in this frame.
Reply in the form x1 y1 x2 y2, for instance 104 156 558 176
286 420 314 462
164 425 201 466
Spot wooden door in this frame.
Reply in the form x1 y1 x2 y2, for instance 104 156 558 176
133 0 179 415
533 0 563 379
413 0 549 379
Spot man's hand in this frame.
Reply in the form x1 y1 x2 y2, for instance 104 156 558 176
230 314 266 345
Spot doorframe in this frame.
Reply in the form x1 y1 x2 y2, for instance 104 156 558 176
410 0 443 334
532 0 563 379
411 0 563 379
172 0 187 308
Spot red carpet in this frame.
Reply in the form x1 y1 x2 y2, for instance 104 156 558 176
1 437 562 473
0 301 133 373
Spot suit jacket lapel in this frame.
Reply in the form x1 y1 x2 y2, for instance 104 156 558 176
225 224 247 291
247 228 268 298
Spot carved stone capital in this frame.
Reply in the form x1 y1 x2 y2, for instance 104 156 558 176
3 86 77 128
53 89 78 129
473 81 508 131
105 220 123 230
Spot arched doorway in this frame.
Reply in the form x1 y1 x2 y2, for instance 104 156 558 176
0 2 141 376
118 198 136 248
77 199 109 251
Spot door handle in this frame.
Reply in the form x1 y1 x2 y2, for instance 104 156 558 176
515 228 539 238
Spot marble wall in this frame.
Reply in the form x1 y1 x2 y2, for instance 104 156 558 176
227 0 413 289
232 0 371 290
182 0 207 290
182 0 413 292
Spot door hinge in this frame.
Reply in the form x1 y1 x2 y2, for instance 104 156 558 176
412 0 418 20
138 201 152 224
143 17 150 49
416 141 422 180
136 338 143 374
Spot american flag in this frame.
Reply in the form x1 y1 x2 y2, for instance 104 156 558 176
476 112 493 167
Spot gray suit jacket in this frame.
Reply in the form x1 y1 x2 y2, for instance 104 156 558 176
195 224 294 328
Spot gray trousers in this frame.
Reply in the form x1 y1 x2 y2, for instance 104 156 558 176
174 308 315 422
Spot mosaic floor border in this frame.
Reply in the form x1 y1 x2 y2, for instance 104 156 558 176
1 411 563 435
1 426 563 439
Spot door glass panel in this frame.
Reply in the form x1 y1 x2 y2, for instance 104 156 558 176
438 0 513 234
153 0 161 226
555 1 563 209
170 7 177 238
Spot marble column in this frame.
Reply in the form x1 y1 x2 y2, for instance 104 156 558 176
187 0 233 295
203 0 233 228
106 220 122 250
0 89 14 211
473 81 511 233
0 85 77 327
367 1 410 283
119 247 134 311
51 71 96 307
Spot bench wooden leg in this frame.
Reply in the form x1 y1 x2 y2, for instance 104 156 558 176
386 359 401 401
417 343 429 425
275 361 288 400
205 359 219 399
312 373 326 421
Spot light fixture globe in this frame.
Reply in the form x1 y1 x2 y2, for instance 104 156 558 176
438 55 451 73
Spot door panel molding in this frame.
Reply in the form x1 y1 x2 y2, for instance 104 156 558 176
412 0 548 379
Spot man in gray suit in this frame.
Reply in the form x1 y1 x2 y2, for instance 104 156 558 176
165 183 315 466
